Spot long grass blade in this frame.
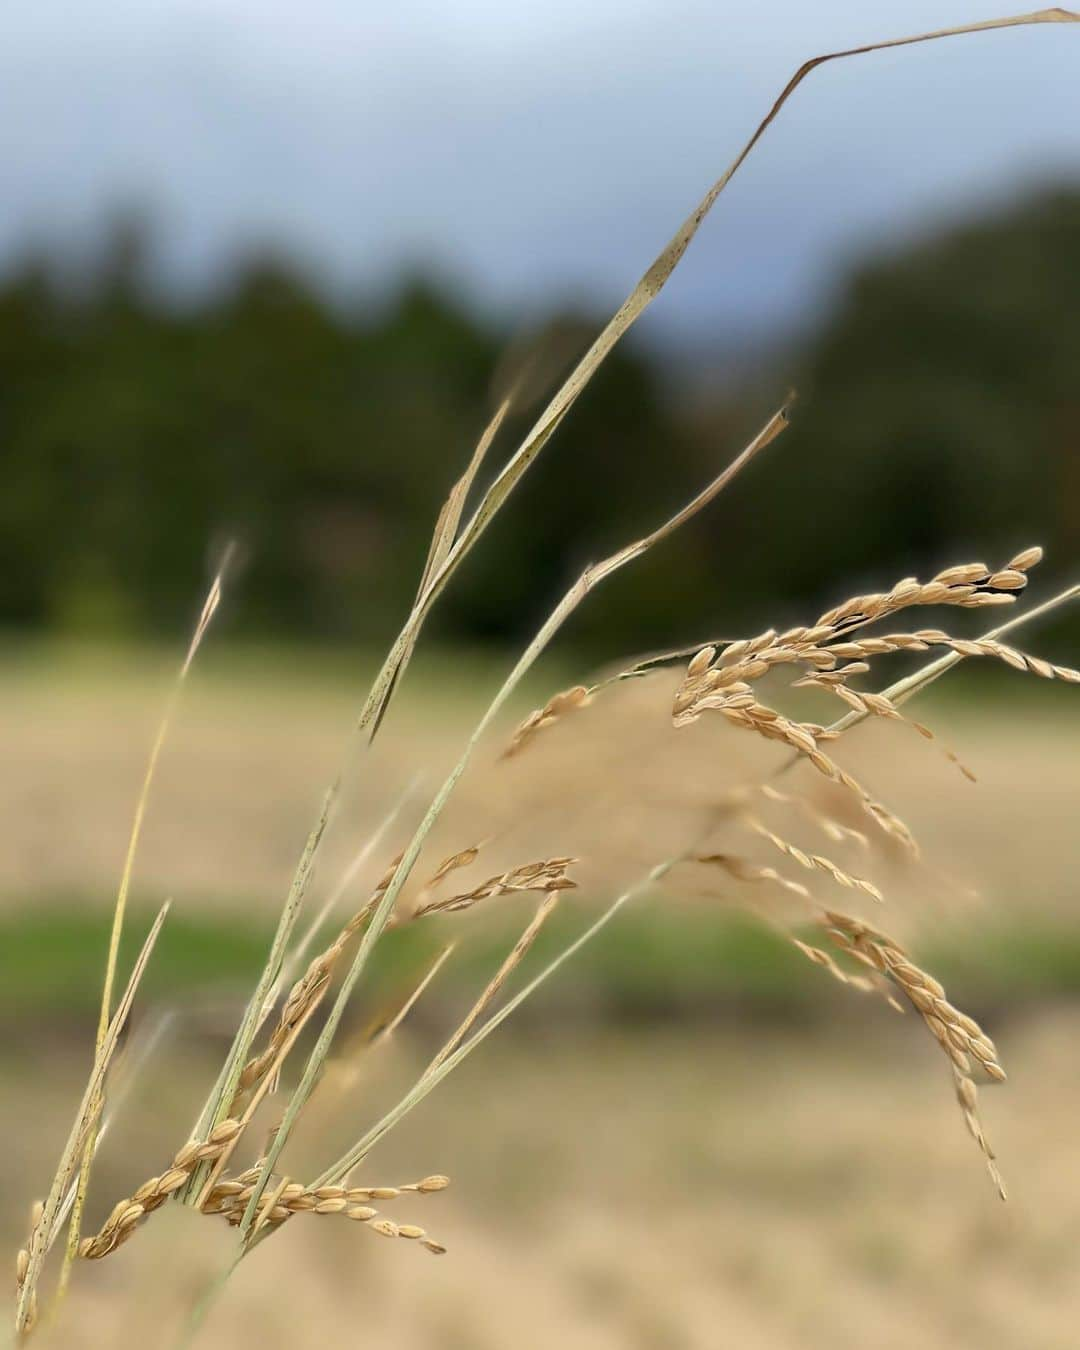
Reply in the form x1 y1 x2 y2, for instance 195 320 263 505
312 864 669 1187
233 405 789 1240
59 550 232 1299
371 400 512 740
354 8 1078 744
424 891 561 1075
312 579 1080 1188
183 783 335 1203
15 903 169 1335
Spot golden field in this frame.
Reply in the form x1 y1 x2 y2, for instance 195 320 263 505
3 640 1079 1348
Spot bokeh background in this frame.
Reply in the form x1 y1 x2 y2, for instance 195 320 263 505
3 3 1079 1347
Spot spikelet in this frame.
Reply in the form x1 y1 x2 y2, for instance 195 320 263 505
203 1170 450 1255
693 852 811 901
671 552 1065 854
78 1120 244 1259
757 783 869 850
740 818 883 902
502 685 592 758
413 857 578 918
822 911 1006 1197
791 938 882 998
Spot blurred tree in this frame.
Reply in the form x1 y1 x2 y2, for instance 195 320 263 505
738 188 1080 640
0 215 707 650
1 190 1077 657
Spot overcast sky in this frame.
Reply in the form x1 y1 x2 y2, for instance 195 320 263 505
1 2 1077 344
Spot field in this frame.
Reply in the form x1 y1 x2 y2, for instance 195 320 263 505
4 639 1079 1347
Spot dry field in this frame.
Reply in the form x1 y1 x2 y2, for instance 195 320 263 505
2 640 1077 922
4 641 1079 1347
7 1016 1080 1350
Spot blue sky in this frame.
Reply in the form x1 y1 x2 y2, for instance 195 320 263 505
2 2 1077 343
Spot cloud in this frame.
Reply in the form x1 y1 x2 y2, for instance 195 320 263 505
2 0 1076 340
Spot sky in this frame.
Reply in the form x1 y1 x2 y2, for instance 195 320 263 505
1 1 1077 346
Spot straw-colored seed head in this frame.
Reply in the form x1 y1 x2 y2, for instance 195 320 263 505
986 569 1027 590
210 1119 242 1145
410 1175 451 1193
1008 545 1043 571
821 909 1007 1193
502 684 592 757
956 1075 978 1111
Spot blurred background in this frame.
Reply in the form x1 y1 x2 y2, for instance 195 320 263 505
3 2 1079 1347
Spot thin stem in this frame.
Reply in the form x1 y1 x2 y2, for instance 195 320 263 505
234 406 788 1241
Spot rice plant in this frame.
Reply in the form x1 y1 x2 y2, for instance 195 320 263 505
11 8 1079 1344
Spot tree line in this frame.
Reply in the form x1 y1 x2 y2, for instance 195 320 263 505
2 190 1077 658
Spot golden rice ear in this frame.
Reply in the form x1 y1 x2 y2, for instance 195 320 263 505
56 551 235 1295
235 401 789 1233
740 817 884 902
501 684 591 758
20 8 1080 1338
196 1171 451 1254
1008 545 1043 572
15 903 170 1327
822 911 1007 1197
687 646 716 678
672 549 1076 859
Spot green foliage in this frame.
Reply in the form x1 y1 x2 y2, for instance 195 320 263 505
2 191 1077 653
8 900 1080 1027
759 189 1080 638
0 218 701 650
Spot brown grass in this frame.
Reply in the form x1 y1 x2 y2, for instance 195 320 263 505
11 10 1080 1345
822 911 1007 1199
22 541 1068 1336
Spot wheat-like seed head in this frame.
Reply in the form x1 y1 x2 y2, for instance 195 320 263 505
76 848 575 1265
792 938 881 997
675 553 1043 721
692 852 811 901
502 685 592 758
821 910 1006 1198
77 1119 244 1260
79 1155 451 1262
412 857 577 918
231 845 572 1110
670 551 1063 854
740 816 884 901
203 1170 449 1254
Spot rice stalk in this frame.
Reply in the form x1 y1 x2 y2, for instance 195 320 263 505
182 7 1075 1258
19 12 1080 1343
57 551 231 1297
232 403 789 1242
354 11 1078 748
14 904 170 1335
818 580 1080 740
739 816 884 902
821 910 1007 1198
669 553 1070 852
423 891 563 1075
